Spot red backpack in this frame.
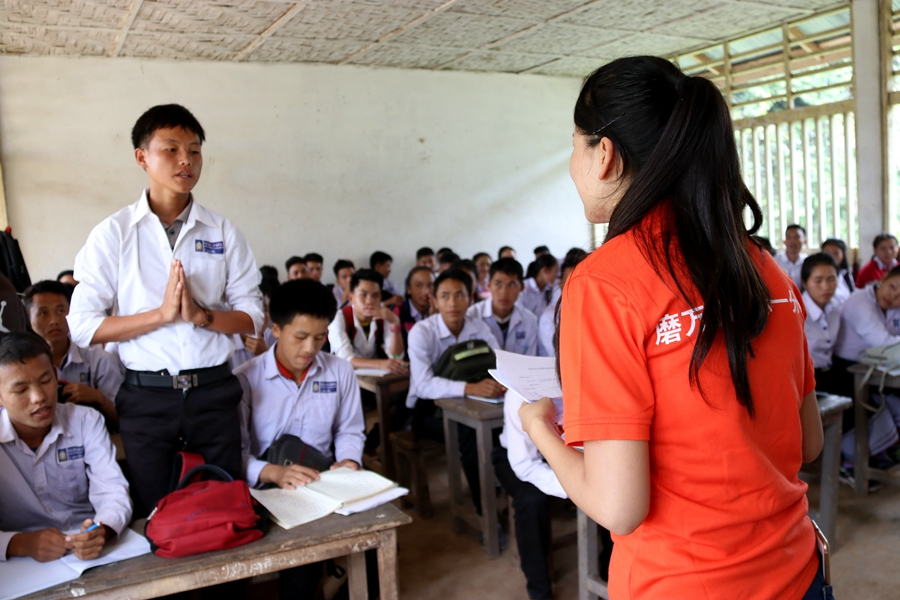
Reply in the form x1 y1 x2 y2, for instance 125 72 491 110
144 452 265 558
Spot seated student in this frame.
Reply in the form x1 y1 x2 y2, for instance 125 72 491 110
259 265 279 282
396 266 435 355
0 333 132 563
437 247 454 262
370 251 403 308
331 259 355 308
467 258 538 356
856 233 899 289
801 254 842 394
533 245 550 258
416 247 437 272
538 249 588 358
24 281 123 431
822 238 855 304
328 269 406 374
285 256 309 280
493 390 613 599
57 270 78 287
452 259 479 303
518 253 559 318
407 269 504 514
774 224 808 288
437 251 460 273
473 252 492 299
231 277 280 370
236 279 368 599
498 246 516 260
303 253 324 283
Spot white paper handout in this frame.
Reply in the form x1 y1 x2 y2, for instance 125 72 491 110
490 350 562 401
250 467 403 529
0 527 151 600
354 368 391 377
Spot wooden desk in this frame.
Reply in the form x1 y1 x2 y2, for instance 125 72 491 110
849 364 900 497
813 392 852 544
357 373 410 481
577 509 609 600
434 397 504 558
22 505 412 600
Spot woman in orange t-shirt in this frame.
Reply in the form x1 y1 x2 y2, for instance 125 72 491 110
519 56 831 600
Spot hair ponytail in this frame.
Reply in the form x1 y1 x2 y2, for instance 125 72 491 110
571 56 770 417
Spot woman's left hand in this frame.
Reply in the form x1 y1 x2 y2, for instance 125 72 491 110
519 397 559 437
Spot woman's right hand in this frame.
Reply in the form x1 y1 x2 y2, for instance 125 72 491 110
519 397 559 437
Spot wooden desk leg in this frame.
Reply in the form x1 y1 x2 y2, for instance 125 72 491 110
478 420 500 558
348 550 369 600
854 374 870 497
819 415 841 544
375 382 396 480
443 413 465 534
377 528 400 600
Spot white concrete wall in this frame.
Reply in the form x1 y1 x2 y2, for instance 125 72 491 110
0 56 588 287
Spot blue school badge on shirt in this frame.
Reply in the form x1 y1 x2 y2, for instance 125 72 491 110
57 446 85 463
312 381 338 393
195 240 224 255
515 331 526 340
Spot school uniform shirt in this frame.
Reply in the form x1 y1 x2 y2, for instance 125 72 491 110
466 301 538 356
332 285 346 308
406 313 501 408
833 268 855 305
561 204 818 599
517 278 556 318
500 391 566 498
856 256 899 289
395 298 427 359
328 307 395 361
537 298 558 358
382 278 400 298
774 250 808 288
57 339 125 405
0 403 132 560
229 334 256 371
801 291 841 369
236 346 365 487
834 285 900 362
68 190 265 375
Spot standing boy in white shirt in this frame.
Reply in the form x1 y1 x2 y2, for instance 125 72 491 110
774 224 809 288
67 104 264 516
467 258 538 356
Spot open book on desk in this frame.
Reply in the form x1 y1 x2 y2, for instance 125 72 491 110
0 527 151 600
489 350 564 423
250 467 406 530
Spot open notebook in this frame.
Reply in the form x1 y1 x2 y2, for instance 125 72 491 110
249 467 402 529
0 527 151 600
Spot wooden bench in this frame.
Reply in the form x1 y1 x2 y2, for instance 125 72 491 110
390 429 443 519
356 372 410 481
848 364 900 497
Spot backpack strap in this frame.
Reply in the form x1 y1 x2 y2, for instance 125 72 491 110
375 319 387 359
169 452 206 492
342 304 356 342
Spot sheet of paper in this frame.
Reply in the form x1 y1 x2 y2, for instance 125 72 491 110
61 527 151 575
250 486 342 530
354 368 390 377
465 394 504 404
335 487 409 516
304 467 397 505
492 350 562 402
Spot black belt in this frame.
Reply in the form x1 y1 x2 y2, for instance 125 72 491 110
125 363 232 390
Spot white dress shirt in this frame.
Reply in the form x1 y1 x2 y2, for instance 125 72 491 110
537 301 557 358
466 301 538 356
517 278 556 318
835 285 900 362
68 191 265 375
774 250 808 289
57 339 125 405
328 307 395 361
406 313 501 408
500 391 566 498
236 346 365 487
833 269 854 305
0 404 132 560
332 286 346 307
802 291 841 369
382 278 400 297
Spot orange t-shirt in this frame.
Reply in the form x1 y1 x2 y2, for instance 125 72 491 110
561 209 818 599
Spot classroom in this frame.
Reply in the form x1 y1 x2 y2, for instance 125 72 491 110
0 1 898 599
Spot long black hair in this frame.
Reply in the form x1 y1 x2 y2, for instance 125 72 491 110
570 56 770 417
821 238 853 291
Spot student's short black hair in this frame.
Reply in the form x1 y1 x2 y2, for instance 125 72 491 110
259 265 279 281
785 223 806 237
0 332 53 370
534 245 550 256
489 257 524 281
370 251 393 269
498 246 514 259
453 259 477 276
268 280 337 328
873 233 898 249
56 270 74 281
434 268 473 298
801 253 838 283
472 252 490 263
752 236 776 256
562 249 589 272
439 252 461 266
131 104 205 150
259 277 280 301
416 247 435 260
437 247 454 257
333 259 354 277
350 269 384 293
533 253 558 272
23 280 71 311
303 253 324 264
285 256 305 272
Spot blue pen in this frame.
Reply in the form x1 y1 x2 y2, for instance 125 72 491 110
83 522 101 533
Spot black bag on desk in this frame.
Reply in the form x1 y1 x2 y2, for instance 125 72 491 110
434 339 496 382
262 434 333 472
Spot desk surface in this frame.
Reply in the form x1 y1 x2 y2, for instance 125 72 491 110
356 373 410 393
22 504 412 600
435 397 504 421
815 392 853 418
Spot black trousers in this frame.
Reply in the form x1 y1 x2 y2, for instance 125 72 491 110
412 399 483 513
116 375 244 517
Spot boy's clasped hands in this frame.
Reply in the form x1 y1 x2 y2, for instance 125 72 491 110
159 258 208 327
